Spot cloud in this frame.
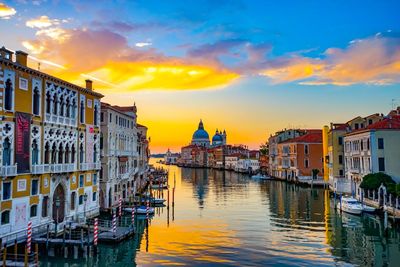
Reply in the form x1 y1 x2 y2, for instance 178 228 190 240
0 2 16 19
22 27 239 90
135 42 152 48
259 34 400 85
26 15 61 28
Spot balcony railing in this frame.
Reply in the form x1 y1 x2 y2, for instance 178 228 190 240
32 163 77 174
108 150 138 157
0 165 18 177
45 113 77 127
79 162 101 171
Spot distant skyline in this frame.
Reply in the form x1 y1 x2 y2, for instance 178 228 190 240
1 0 399 153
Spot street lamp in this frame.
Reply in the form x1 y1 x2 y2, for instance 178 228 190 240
83 193 88 224
55 196 61 235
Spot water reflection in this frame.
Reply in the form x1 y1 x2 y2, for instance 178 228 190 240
42 160 400 266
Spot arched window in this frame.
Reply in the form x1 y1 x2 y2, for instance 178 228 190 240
71 99 76 118
94 104 98 125
2 138 11 166
4 79 13 111
58 143 64 164
65 144 70 164
71 144 76 163
33 87 40 116
80 100 85 124
59 95 64 116
51 143 57 164
32 140 39 165
70 192 76 210
44 142 50 164
79 143 84 163
53 95 58 115
46 92 51 114
65 98 70 117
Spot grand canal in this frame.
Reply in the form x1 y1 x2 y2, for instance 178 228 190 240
42 159 400 266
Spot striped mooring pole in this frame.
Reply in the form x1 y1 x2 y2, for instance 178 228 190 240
94 218 98 246
27 221 32 254
131 205 135 225
119 197 122 217
112 212 117 234
146 199 150 220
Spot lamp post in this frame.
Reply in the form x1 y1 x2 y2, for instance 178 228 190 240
83 193 88 224
55 196 61 235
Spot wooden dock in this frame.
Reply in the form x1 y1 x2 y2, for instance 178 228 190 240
98 227 135 243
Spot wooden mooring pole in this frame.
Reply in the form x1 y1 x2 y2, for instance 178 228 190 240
2 244 7 267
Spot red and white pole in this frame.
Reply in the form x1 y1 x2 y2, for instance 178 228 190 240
119 197 122 217
27 221 32 254
112 213 117 234
131 206 135 225
94 218 98 246
146 199 150 220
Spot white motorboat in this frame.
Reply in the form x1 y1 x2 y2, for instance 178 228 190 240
124 206 155 214
151 184 169 190
151 198 166 205
362 204 376 213
251 174 270 180
337 197 363 215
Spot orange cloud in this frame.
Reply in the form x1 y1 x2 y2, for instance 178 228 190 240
260 34 400 85
0 3 16 19
22 27 239 90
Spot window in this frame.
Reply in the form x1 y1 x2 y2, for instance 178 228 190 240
338 136 343 146
93 173 97 185
31 179 39 195
304 145 309 155
33 87 40 115
79 195 84 205
92 192 97 201
355 123 359 130
46 92 51 114
2 138 11 166
339 169 344 176
368 119 373 125
42 196 48 217
4 79 13 111
378 138 384 149
378 157 385 172
32 140 39 165
305 159 309 168
79 175 84 187
100 112 104 122
338 155 343 165
79 143 84 163
2 182 11 200
70 192 76 210
94 104 98 126
80 100 85 124
30 205 38 218
109 113 112 122
1 211 10 225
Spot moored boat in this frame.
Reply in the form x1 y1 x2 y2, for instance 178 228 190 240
362 204 376 213
251 174 271 180
124 206 155 214
337 197 363 215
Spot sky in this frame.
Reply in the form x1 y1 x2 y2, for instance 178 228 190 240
1 0 400 153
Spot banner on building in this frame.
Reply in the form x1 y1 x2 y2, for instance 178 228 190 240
86 124 95 163
15 112 31 173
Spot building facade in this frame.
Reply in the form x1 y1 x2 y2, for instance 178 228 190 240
99 103 140 210
0 48 102 242
344 115 400 197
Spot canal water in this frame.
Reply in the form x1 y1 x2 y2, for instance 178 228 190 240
42 159 400 266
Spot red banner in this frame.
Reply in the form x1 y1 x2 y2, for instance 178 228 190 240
16 112 31 173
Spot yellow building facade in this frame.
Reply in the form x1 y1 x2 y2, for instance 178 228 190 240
0 47 103 243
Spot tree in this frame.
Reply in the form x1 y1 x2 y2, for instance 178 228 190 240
312 169 320 180
259 142 269 156
360 172 395 190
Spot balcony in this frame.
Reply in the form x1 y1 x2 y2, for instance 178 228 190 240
79 162 101 171
45 113 77 127
0 165 17 177
32 163 77 174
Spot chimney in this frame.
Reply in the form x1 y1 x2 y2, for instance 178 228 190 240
0 46 14 61
85 79 93 90
15 50 28 66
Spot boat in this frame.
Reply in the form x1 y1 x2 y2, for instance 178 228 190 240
362 204 376 213
151 184 169 190
251 174 270 180
336 197 363 215
151 198 166 205
124 206 155 214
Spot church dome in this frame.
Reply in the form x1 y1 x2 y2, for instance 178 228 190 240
212 133 223 142
191 120 210 146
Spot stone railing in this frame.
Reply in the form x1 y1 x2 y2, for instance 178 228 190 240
0 165 17 177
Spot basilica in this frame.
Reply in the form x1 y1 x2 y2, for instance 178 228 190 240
191 120 227 147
